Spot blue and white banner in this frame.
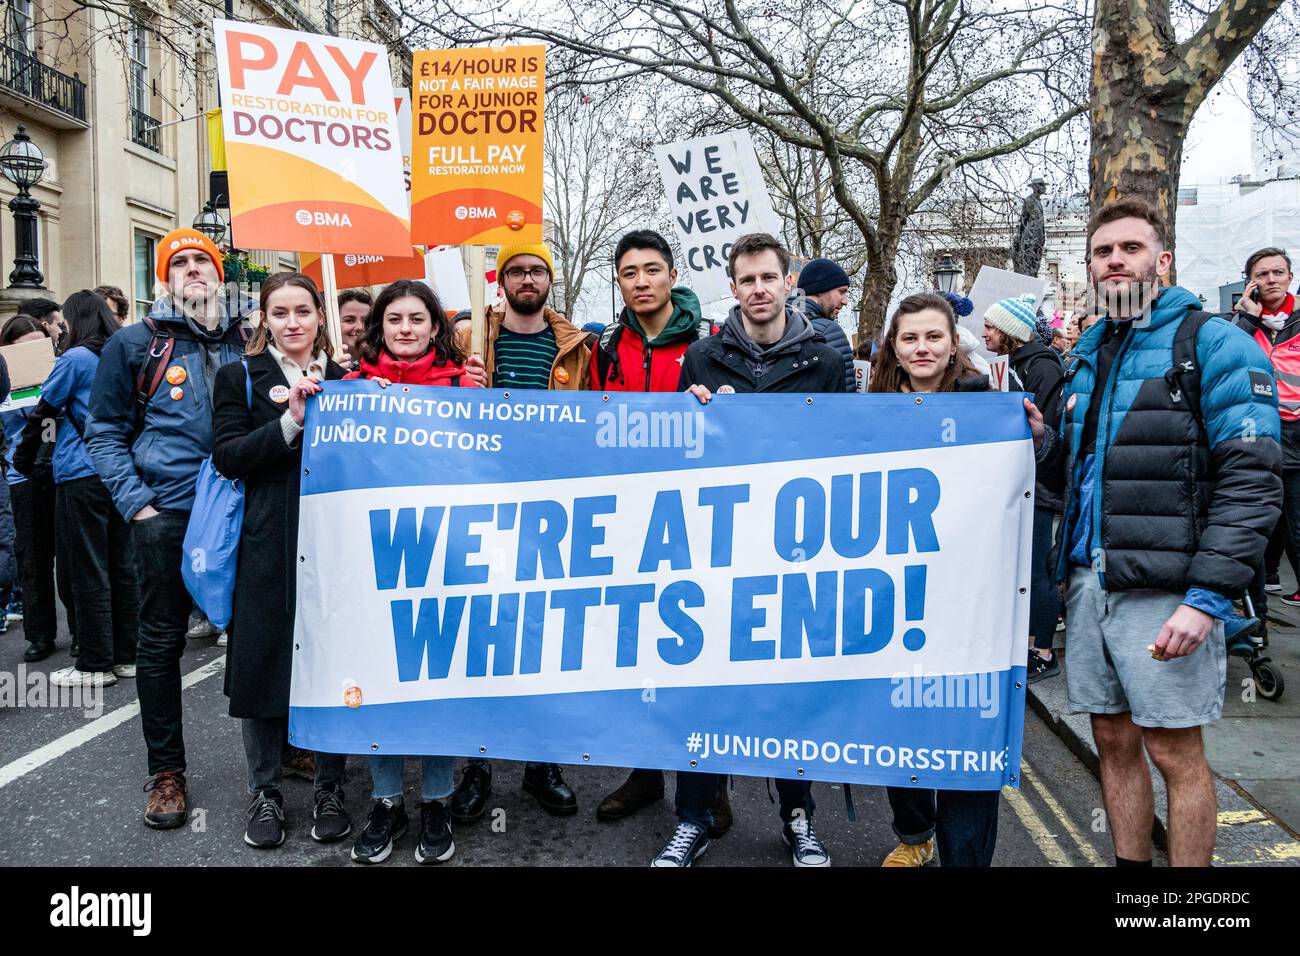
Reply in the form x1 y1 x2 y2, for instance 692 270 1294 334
290 384 1033 790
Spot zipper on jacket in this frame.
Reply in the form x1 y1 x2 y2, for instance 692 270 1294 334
1091 325 1134 594
643 343 653 392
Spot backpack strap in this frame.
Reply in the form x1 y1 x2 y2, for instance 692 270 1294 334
132 317 174 445
242 358 252 409
596 323 623 389
1165 308 1213 439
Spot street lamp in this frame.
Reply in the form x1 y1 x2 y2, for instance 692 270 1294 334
934 253 960 294
0 125 48 289
192 201 227 246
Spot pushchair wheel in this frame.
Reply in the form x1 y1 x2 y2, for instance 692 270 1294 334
1252 661 1285 701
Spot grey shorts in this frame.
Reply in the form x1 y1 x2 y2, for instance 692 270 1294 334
1064 567 1226 729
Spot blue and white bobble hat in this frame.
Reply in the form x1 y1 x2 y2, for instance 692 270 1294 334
983 293 1039 343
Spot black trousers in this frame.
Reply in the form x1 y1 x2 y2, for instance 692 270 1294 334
887 786 1000 866
55 476 139 672
131 511 194 775
11 478 62 648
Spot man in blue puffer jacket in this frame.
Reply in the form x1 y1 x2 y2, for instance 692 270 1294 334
795 257 856 392
84 227 254 831
1028 198 1281 868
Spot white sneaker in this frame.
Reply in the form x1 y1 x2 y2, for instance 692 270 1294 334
112 663 137 679
216 632 228 646
50 666 117 688
186 619 219 640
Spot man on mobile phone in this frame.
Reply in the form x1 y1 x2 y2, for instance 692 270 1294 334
1232 247 1300 615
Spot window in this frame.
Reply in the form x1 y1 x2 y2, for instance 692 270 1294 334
128 16 160 151
134 231 157 319
7 0 34 54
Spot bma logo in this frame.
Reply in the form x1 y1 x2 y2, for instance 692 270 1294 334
294 209 352 227
343 255 385 266
454 205 497 221
169 236 205 252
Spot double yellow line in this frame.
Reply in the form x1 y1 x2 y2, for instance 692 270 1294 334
1002 763 1105 866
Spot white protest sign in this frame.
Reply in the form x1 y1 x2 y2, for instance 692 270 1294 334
655 130 782 304
853 359 871 393
987 354 1011 392
964 267 1047 360
425 246 472 312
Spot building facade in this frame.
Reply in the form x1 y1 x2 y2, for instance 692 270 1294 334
0 0 410 321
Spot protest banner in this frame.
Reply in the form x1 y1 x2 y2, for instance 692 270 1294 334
425 246 472 311
655 131 783 304
290 388 1031 790
964 266 1047 360
410 46 545 246
212 19 410 256
395 87 412 193
0 336 55 390
301 248 426 290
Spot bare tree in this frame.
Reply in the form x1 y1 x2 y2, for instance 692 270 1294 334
544 86 658 320
396 0 1091 339
1091 0 1289 255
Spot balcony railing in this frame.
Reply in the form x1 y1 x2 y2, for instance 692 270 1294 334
131 107 161 153
0 44 86 123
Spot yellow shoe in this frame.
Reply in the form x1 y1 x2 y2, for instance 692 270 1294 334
882 839 934 867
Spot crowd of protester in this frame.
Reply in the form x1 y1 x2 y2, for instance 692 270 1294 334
0 197 1283 868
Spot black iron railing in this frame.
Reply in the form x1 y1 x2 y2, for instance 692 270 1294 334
131 107 161 152
0 44 86 122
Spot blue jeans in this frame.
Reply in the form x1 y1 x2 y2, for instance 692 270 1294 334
368 755 455 802
887 786 1000 867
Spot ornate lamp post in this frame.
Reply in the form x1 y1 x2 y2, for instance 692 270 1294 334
0 125 48 289
192 201 227 246
934 253 960 294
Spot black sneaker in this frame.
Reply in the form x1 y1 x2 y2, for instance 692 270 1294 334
1283 590 1300 607
1027 652 1060 683
651 822 709 867
244 789 285 849
1265 573 1282 593
414 800 456 864
350 797 408 864
310 783 351 843
782 815 830 867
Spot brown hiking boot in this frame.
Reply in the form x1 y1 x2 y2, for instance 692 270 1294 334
596 768 665 821
143 770 189 829
708 778 732 837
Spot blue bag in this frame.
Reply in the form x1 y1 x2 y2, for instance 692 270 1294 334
180 362 251 631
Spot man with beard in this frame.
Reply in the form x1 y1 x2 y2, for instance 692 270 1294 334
449 243 589 824
1027 198 1281 867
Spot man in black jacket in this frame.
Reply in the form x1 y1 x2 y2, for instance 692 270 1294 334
651 233 840 869
983 293 1066 681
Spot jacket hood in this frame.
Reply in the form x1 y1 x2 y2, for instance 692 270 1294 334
1073 285 1201 361
621 287 702 346
1010 337 1060 366
147 294 255 334
721 304 818 361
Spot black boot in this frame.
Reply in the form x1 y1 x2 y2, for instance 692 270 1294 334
522 762 577 815
449 761 492 824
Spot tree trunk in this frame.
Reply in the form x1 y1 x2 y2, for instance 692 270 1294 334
856 235 896 342
1089 0 1186 260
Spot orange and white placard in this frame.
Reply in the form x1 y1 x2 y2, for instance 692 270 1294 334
411 46 544 246
213 19 410 255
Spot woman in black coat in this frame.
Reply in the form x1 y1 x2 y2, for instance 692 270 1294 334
210 272 348 851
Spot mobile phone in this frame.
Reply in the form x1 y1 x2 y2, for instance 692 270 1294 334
1252 286 1261 303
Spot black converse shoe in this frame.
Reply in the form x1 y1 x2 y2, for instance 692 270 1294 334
651 822 709 867
311 783 351 843
350 797 408 864
244 789 285 849
414 800 456 864
782 815 830 867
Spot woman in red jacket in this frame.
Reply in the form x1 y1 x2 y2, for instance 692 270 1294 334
340 279 484 866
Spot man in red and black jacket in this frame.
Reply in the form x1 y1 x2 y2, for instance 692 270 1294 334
590 229 708 393
587 229 733 833
1232 246 1300 618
